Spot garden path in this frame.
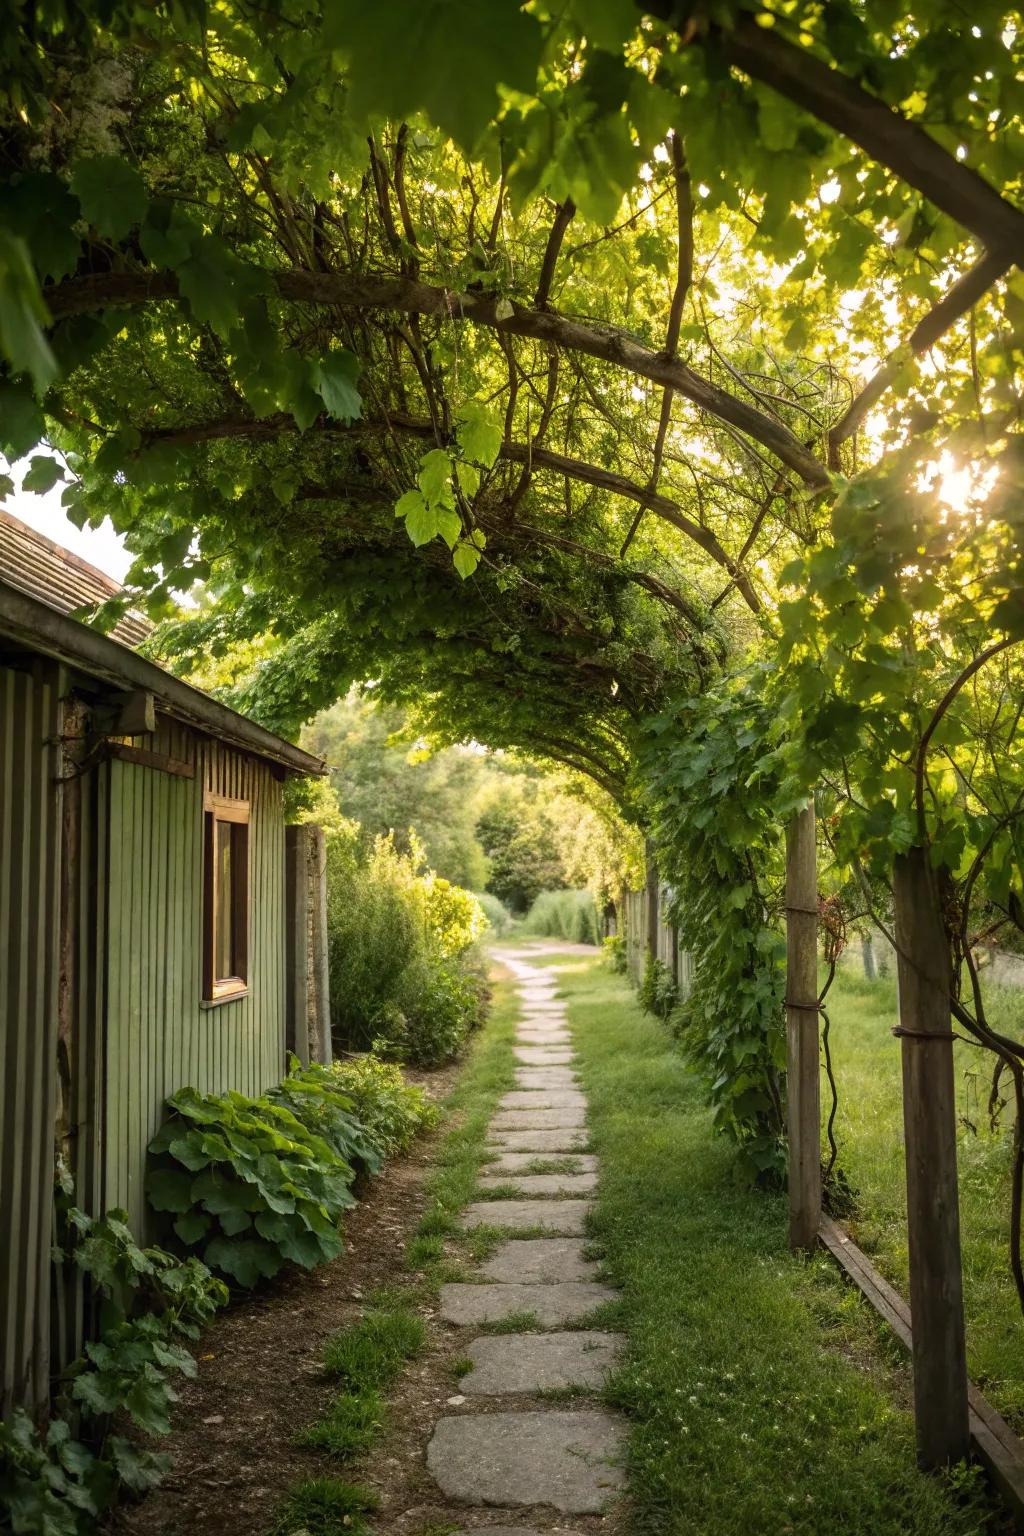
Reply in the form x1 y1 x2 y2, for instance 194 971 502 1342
426 953 626 1531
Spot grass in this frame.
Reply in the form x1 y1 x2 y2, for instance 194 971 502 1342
270 1477 377 1536
539 949 1005 1536
296 1302 425 1460
825 962 1024 1429
408 976 519 1279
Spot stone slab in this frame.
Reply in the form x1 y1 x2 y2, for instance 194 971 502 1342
499 1091 586 1110
461 1331 623 1395
478 1172 597 1198
427 1411 625 1514
514 1069 579 1088
485 1152 598 1176
454 1529 586 1536
488 1130 589 1154
491 1109 587 1131
516 1032 571 1044
481 1238 600 1284
514 1049 575 1065
440 1281 617 1326
463 1199 591 1234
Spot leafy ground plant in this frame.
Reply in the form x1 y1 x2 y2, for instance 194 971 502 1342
146 1084 359 1287
326 1054 439 1159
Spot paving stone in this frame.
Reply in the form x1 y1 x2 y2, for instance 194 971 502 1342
487 1130 589 1154
481 1237 600 1284
514 1069 579 1089
490 1109 587 1131
499 1090 586 1110
478 1172 597 1198
462 1199 591 1233
453 1529 587 1536
440 1280 617 1326
427 1411 625 1514
461 1331 623 1395
514 1049 575 1065
484 1152 598 1175
516 1030 571 1043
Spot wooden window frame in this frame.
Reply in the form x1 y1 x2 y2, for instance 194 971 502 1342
202 794 250 1004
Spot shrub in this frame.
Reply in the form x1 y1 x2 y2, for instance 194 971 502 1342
639 954 678 1019
326 1056 438 1158
472 890 514 935
329 833 489 1062
147 1085 360 1288
522 888 601 945
325 827 489 1063
268 1057 382 1178
603 933 627 974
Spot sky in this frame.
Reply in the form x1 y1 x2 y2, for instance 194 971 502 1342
2 450 133 582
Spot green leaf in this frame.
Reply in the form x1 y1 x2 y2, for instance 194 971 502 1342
22 454 63 494
204 1234 282 1288
70 156 148 241
436 507 462 550
404 497 439 547
313 350 363 423
572 0 638 50
0 381 45 457
339 0 544 149
453 540 481 578
0 231 57 393
455 460 480 498
417 447 454 503
107 1437 171 1495
456 402 503 468
146 1168 193 1214
173 1209 212 1245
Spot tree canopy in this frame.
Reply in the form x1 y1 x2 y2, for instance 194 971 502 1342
4 0 1024 1189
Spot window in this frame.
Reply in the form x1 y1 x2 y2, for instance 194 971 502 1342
202 796 249 1002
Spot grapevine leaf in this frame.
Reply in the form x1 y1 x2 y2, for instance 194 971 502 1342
70 156 147 240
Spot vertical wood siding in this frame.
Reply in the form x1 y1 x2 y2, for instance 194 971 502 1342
100 728 287 1234
0 661 62 1417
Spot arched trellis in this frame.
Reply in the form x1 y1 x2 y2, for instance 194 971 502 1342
4 0 1024 1486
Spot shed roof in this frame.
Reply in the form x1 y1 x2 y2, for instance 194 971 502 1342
0 508 151 647
0 519 324 779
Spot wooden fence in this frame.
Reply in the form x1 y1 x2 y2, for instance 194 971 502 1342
624 822 1024 1518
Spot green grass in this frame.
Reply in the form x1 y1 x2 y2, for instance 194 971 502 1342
409 977 519 1282
321 1305 425 1385
296 1302 425 1462
270 1477 378 1536
825 963 1024 1429
541 950 1004 1536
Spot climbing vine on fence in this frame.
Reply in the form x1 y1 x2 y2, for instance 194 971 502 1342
641 670 809 1181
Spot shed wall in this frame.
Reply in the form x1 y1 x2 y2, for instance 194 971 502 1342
101 726 287 1234
0 660 62 1417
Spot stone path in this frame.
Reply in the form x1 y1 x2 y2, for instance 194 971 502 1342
427 953 626 1530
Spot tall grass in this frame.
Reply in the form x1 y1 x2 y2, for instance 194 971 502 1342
521 887 600 945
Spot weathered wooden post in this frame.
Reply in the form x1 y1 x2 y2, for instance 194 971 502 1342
786 801 820 1252
894 846 969 1468
644 838 659 965
285 824 332 1067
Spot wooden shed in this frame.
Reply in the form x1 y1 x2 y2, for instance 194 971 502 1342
0 514 329 1419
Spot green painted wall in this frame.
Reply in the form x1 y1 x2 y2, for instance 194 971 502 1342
100 724 287 1235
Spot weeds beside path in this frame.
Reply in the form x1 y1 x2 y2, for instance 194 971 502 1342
551 950 1007 1536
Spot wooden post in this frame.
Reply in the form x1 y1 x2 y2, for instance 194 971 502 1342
894 846 970 1468
285 825 311 1066
309 824 332 1066
786 801 820 1252
644 839 659 964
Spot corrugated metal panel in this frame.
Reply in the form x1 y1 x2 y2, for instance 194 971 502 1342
0 660 62 1417
101 728 287 1234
